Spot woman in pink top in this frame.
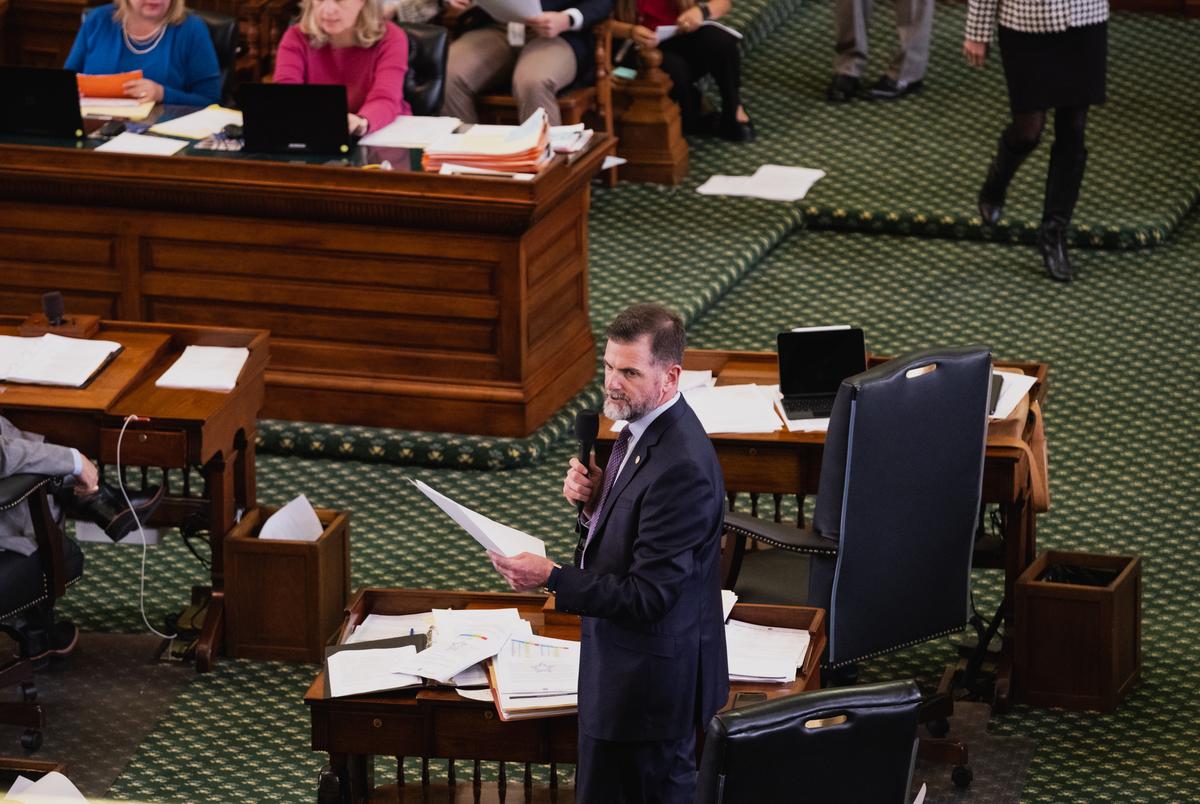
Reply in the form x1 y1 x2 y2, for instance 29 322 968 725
273 0 411 136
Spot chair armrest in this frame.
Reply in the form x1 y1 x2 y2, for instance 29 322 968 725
724 510 838 556
0 474 55 512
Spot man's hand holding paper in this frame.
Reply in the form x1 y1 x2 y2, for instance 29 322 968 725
489 551 555 591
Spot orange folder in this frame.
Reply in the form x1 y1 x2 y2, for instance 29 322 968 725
77 70 143 99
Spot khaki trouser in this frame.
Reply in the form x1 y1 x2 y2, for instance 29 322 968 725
833 0 933 84
443 24 576 126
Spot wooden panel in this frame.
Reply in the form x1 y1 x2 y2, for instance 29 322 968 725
4 0 85 66
100 427 188 467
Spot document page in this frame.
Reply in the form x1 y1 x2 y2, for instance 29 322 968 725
258 494 324 541
990 371 1038 420
409 478 546 557
473 0 541 23
81 99 155 120
697 164 826 202
393 622 515 683
493 634 580 696
0 333 122 387
682 383 784 434
3 771 88 802
725 619 811 683
95 131 189 156
327 644 423 697
149 105 243 139
347 612 435 644
359 115 462 148
655 19 742 44
155 344 249 392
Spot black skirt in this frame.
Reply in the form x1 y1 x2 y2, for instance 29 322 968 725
999 22 1108 113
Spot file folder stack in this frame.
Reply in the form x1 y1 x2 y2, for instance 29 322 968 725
422 108 552 174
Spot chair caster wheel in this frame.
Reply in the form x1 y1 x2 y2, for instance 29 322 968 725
952 764 973 788
926 718 949 738
20 681 37 702
21 729 43 753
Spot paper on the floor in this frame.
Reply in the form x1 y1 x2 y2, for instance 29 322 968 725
327 644 423 697
155 344 249 392
683 383 784 434
721 589 738 621
409 478 546 557
359 115 461 148
95 131 189 156
655 19 742 44
4 771 88 802
697 164 826 202
258 494 324 541
148 105 243 139
990 371 1038 420
347 611 435 644
0 333 121 387
725 618 811 683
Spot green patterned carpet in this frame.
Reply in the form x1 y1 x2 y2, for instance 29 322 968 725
46 0 1200 800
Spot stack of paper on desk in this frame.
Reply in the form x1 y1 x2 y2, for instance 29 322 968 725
347 612 435 644
683 383 784 434
410 478 547 557
422 108 551 173
550 123 594 154
81 98 156 120
725 619 811 683
149 105 243 140
326 642 424 697
155 345 249 392
489 633 580 720
359 114 461 148
0 333 121 387
394 613 528 684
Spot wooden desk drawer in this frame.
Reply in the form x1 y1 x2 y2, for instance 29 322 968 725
100 428 188 468
431 707 576 763
317 704 425 756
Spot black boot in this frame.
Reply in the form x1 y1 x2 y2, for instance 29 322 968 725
1038 144 1088 282
978 132 1038 226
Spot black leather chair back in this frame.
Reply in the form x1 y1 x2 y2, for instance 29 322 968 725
696 680 922 804
190 9 239 106
397 22 447 117
0 475 83 621
812 346 992 667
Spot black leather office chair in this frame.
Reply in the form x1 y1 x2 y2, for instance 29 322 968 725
397 22 448 117
0 474 84 752
723 345 993 788
696 680 922 804
190 9 240 106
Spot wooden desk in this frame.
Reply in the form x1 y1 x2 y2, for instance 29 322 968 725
0 316 268 672
305 587 826 803
596 349 1049 710
0 136 609 437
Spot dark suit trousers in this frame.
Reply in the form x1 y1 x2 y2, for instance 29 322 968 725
576 730 697 804
657 25 743 131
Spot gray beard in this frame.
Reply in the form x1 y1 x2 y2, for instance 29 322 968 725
603 396 651 423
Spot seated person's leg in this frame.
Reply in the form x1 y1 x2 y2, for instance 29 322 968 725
444 25 518 124
655 41 703 134
667 26 753 140
512 36 577 126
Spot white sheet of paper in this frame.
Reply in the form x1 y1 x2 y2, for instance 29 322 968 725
327 645 422 697
155 345 249 392
792 324 850 332
493 634 580 696
679 369 716 392
721 589 738 621
81 99 155 120
359 115 462 148
473 0 540 23
258 494 325 542
393 622 514 683
427 108 546 155
655 19 741 44
4 775 34 798
601 155 627 171
682 383 784 434
774 398 830 432
4 771 88 802
725 619 811 682
912 783 928 804
409 479 546 557
451 661 491 688
455 687 494 702
347 612 435 644
0 333 121 387
438 163 536 180
990 371 1038 420
148 105 243 139
95 131 189 156
697 164 826 202
79 96 139 107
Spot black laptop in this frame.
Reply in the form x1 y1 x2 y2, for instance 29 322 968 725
237 83 352 155
0 66 85 140
776 327 867 420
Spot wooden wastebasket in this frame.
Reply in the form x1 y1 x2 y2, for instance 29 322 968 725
1015 550 1140 712
225 506 351 662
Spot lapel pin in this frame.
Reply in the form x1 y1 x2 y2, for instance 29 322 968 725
634 455 641 465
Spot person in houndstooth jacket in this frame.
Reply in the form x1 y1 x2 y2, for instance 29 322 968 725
964 0 1109 282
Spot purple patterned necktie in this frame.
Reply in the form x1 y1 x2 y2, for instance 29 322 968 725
577 426 631 568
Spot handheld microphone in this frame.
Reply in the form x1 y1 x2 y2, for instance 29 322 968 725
42 291 65 326
574 409 599 522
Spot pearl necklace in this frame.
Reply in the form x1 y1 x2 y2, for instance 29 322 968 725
123 22 167 55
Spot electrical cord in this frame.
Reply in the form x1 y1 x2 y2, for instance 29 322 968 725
116 414 177 641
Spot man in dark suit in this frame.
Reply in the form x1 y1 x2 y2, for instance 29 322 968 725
490 303 728 803
442 0 613 126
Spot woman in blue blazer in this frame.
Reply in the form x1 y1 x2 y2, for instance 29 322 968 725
65 0 221 106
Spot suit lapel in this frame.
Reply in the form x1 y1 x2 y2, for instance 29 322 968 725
586 399 688 561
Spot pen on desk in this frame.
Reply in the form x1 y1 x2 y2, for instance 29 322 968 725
614 38 634 64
